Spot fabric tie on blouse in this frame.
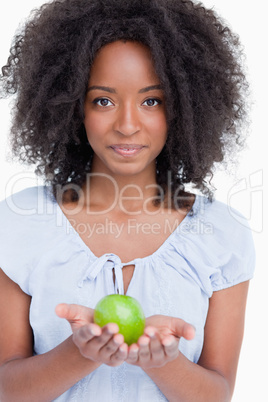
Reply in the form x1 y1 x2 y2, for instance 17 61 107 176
78 253 125 295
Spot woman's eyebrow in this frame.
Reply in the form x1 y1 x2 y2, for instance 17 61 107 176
138 85 163 93
87 85 116 93
87 85 163 93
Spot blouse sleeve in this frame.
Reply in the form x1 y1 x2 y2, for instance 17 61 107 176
0 187 46 295
209 201 256 292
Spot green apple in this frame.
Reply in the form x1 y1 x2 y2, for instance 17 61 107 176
94 294 145 346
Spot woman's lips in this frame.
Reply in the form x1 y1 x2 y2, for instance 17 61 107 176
110 145 145 157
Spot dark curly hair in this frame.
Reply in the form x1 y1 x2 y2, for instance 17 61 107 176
1 0 249 207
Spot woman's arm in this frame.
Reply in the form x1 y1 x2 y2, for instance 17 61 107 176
135 281 250 402
0 337 101 402
0 269 127 402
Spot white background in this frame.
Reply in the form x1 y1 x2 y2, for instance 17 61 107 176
0 1 267 400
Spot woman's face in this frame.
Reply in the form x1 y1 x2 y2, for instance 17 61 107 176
84 40 167 178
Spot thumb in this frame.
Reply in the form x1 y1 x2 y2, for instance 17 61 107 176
171 317 196 341
55 303 94 328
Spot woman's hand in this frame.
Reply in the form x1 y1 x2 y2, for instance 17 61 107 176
55 303 128 367
55 305 195 370
126 315 195 369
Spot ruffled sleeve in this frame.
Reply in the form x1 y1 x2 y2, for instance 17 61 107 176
208 200 256 292
143 196 256 299
0 186 52 295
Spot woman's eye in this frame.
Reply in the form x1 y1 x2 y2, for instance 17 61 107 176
143 98 162 107
93 98 113 107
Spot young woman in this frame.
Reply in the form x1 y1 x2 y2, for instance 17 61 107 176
0 0 255 401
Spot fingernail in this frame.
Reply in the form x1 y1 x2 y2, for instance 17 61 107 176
140 338 150 346
164 341 173 347
107 324 118 335
91 327 100 336
129 348 138 356
146 330 155 338
114 337 123 346
163 338 174 347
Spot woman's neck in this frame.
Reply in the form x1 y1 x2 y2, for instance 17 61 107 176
79 165 161 214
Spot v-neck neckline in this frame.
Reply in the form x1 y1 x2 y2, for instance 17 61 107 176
51 189 199 264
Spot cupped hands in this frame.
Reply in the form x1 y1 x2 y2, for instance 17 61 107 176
55 303 195 369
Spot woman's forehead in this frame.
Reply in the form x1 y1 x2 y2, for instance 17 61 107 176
89 40 160 84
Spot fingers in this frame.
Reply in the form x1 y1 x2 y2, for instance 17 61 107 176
72 323 101 346
110 341 129 365
126 327 182 368
90 323 119 351
125 336 151 366
55 303 70 319
162 335 179 359
55 303 93 323
73 323 128 367
127 344 139 364
74 323 118 354
94 326 128 367
137 335 151 365
55 306 195 368
127 328 169 368
55 304 127 367
171 318 196 341
99 332 128 365
179 322 196 341
144 328 165 365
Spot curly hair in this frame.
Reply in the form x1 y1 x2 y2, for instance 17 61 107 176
1 0 248 207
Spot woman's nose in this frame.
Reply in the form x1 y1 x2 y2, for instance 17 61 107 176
113 103 141 136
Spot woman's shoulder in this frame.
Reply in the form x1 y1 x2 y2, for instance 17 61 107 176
0 185 51 214
0 185 58 225
0 185 58 242
0 186 60 294
192 194 253 241
191 194 255 291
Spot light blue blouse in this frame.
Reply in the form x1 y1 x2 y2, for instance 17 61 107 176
0 186 255 401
